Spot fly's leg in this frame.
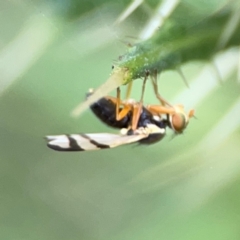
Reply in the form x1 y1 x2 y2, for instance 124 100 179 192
130 104 142 131
130 74 148 130
151 70 172 107
125 81 133 100
104 87 132 121
146 104 175 115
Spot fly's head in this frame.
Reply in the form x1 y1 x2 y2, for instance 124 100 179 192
169 104 195 134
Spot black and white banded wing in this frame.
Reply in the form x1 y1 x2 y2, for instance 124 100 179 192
45 133 149 152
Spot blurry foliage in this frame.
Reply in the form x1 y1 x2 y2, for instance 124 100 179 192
30 0 131 20
118 1 240 82
0 0 240 240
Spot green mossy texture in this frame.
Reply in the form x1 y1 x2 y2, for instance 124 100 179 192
117 1 240 84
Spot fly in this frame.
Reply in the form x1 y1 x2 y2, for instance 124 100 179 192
46 75 194 152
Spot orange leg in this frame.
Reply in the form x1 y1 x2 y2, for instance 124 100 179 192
116 87 121 119
125 81 133 100
130 103 142 130
116 104 132 120
104 88 132 121
115 87 132 121
140 75 147 102
130 74 148 130
106 73 149 130
146 104 175 115
151 70 172 107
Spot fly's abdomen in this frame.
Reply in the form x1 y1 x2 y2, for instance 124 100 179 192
139 132 165 144
90 97 130 129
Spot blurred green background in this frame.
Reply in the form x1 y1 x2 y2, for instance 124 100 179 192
1 0 240 239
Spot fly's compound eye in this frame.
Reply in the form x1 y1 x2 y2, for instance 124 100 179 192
171 113 187 133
